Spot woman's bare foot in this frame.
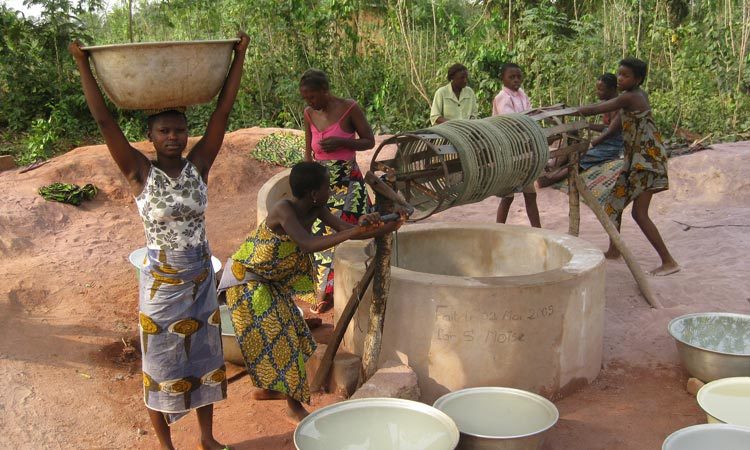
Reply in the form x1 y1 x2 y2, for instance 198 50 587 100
285 399 309 424
250 388 286 401
648 261 680 276
197 437 228 450
604 247 621 259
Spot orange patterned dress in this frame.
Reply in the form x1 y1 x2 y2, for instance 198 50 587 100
604 109 669 226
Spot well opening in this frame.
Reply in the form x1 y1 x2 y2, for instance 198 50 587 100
377 227 572 277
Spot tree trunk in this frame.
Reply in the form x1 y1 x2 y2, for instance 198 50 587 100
359 195 394 385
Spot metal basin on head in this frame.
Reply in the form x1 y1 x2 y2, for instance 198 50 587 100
83 39 238 110
334 223 606 403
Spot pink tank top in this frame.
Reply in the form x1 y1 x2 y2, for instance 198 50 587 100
306 102 357 161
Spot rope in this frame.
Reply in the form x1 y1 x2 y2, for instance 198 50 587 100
386 114 548 219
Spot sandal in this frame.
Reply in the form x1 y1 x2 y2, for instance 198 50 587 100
310 299 333 314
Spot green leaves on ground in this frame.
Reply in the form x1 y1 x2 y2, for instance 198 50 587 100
38 182 98 206
251 133 304 167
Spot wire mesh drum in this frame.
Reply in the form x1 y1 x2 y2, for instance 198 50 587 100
370 114 549 220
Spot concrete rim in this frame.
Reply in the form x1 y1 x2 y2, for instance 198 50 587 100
336 222 605 287
256 168 292 223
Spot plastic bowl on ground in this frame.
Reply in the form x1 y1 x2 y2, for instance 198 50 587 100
696 377 750 426
294 398 459 450
662 424 750 450
82 39 238 110
127 247 222 280
433 387 559 450
667 312 750 382
220 304 305 367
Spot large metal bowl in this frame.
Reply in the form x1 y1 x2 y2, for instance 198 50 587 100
667 312 750 382
433 387 559 450
662 424 750 450
219 305 244 366
294 398 460 450
83 39 238 110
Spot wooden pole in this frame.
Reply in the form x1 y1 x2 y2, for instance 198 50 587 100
359 193 394 385
309 259 376 393
568 148 581 237
574 175 662 309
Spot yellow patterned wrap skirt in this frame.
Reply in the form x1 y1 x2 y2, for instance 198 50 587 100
221 221 317 403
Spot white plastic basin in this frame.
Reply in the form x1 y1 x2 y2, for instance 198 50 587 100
662 424 750 450
294 398 459 450
128 247 222 278
696 377 750 426
83 39 238 110
433 387 558 450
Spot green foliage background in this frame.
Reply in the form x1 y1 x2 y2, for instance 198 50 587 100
1 0 749 164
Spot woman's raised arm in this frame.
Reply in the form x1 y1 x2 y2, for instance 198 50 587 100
188 32 250 178
69 41 148 190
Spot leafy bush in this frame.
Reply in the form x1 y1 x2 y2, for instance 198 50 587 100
3 0 750 164
251 132 304 167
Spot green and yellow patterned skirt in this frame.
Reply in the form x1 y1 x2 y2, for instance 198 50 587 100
219 222 317 403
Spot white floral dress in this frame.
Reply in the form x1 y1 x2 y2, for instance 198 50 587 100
134 160 226 424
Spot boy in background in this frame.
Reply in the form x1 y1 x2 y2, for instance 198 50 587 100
493 63 540 227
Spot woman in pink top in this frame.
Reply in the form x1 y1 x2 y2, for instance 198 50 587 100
300 69 375 313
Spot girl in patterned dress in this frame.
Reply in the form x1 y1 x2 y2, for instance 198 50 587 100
218 162 402 422
578 58 679 276
70 33 249 450
299 69 375 313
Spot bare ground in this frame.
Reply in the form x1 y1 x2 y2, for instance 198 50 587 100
0 132 748 449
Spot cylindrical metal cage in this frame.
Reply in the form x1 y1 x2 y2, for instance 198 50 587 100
370 114 549 220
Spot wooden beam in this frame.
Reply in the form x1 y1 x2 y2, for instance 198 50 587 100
568 151 580 236
359 194 395 385
543 120 590 139
528 106 581 121
549 141 590 160
310 259 376 393
574 175 662 309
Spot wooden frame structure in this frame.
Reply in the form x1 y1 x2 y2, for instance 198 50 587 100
312 105 661 392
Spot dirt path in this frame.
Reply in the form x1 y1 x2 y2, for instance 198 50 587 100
1 134 748 449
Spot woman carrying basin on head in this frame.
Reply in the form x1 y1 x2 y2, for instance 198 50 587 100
70 33 249 450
